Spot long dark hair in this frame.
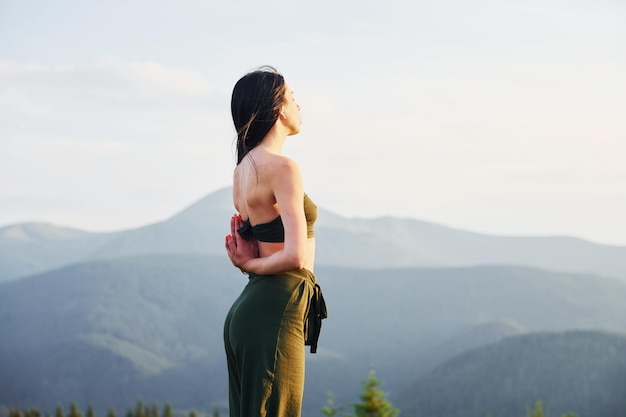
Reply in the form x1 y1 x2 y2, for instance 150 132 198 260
231 66 286 165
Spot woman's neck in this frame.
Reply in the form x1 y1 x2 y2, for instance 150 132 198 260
258 125 287 155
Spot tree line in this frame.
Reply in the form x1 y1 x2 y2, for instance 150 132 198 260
4 401 221 417
2 369 581 417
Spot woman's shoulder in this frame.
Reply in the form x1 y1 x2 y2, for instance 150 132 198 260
274 156 303 185
238 151 303 190
274 154 300 170
256 153 300 177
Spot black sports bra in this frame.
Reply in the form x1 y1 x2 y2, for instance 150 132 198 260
237 193 317 243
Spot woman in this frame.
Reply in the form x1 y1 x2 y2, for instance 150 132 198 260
223 66 326 417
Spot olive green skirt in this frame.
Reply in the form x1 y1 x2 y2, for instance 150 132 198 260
223 268 317 417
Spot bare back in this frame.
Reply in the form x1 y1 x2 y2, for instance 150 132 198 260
233 149 315 271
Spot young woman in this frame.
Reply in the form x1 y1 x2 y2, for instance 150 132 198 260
223 66 326 417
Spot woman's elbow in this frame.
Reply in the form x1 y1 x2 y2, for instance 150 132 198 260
285 250 307 270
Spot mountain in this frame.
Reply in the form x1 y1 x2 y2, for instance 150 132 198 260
3 255 626 416
314 263 626 407
0 222 120 282
395 330 626 417
2 187 626 283
317 215 626 279
89 187 235 259
0 254 238 414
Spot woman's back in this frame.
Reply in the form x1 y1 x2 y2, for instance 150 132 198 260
233 149 282 225
232 147 316 271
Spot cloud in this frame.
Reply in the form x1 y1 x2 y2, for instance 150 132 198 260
0 57 234 231
94 56 214 97
0 57 230 146
0 57 219 104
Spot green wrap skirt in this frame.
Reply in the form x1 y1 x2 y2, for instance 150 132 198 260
223 268 319 417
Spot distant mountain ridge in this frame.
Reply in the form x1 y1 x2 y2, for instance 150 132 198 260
2 254 626 415
2 186 626 282
396 330 626 417
0 222 120 281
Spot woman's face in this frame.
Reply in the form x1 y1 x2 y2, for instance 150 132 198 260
281 84 301 135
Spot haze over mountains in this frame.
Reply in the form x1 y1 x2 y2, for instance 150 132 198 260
1 187 626 417
2 187 626 283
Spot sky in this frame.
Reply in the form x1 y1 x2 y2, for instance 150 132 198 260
1 0 625 245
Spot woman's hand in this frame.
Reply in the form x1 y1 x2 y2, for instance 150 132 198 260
225 214 259 273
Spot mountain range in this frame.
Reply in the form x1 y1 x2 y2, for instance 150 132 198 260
1 187 625 417
2 187 626 284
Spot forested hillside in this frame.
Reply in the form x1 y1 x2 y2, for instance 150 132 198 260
2 254 626 416
396 331 626 417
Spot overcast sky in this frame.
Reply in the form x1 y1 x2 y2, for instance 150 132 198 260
1 0 625 245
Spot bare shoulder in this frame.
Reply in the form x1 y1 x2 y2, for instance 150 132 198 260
267 155 302 187
268 154 301 174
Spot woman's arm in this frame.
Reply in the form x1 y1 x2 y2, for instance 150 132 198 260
225 157 309 275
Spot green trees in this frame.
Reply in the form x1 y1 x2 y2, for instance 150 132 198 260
2 383 585 417
320 369 584 417
4 402 207 417
68 403 81 417
321 393 341 417
353 369 399 417
161 404 172 417
7 407 42 417
527 402 579 417
322 368 400 417
528 402 545 417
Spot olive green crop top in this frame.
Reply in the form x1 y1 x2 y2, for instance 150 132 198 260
237 193 317 243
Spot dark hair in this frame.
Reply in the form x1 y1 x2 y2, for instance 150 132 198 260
231 66 286 164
